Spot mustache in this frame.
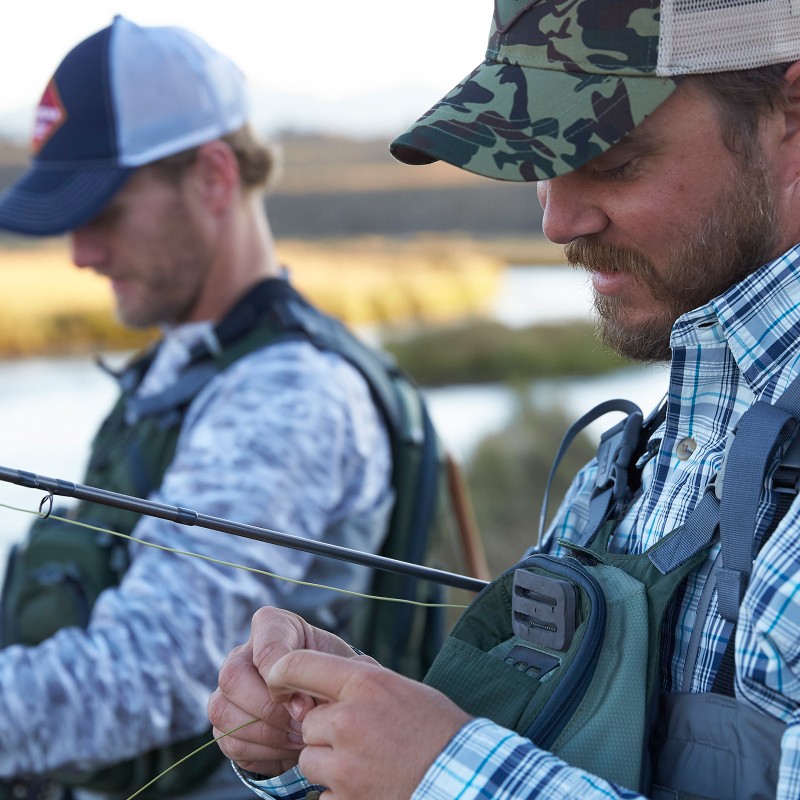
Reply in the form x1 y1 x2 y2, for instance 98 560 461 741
564 239 656 280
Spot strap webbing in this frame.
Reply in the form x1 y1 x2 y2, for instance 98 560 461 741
711 486 797 695
716 372 800 620
681 552 722 692
648 490 721 574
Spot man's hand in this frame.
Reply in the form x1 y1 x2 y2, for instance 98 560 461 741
267 649 472 800
207 607 369 776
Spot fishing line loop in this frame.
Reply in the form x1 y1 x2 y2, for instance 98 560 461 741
38 493 54 519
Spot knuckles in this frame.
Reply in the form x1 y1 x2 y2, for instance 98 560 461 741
206 687 239 733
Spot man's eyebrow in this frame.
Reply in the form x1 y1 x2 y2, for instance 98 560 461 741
585 128 661 169
612 127 661 154
84 199 122 227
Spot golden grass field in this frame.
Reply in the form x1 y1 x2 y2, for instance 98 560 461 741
0 235 566 357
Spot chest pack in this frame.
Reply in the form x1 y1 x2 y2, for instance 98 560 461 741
423 379 800 797
0 278 486 800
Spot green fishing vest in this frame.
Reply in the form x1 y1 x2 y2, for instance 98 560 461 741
0 284 299 799
0 278 465 798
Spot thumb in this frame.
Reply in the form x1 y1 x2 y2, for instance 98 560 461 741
249 607 314 681
267 650 371 709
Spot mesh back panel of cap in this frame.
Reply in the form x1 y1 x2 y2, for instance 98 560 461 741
111 18 247 167
658 0 800 75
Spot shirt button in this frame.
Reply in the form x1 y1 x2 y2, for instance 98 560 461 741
676 436 697 460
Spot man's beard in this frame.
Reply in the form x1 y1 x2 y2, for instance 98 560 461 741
564 153 779 362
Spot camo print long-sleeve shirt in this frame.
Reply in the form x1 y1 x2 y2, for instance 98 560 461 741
245 245 800 799
0 325 393 793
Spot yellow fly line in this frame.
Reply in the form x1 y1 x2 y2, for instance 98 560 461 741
0 500 471 610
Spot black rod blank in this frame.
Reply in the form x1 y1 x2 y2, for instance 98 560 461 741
0 465 488 593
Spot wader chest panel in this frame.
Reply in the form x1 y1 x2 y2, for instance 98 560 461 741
650 692 784 799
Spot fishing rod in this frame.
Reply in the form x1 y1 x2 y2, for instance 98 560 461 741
0 465 488 594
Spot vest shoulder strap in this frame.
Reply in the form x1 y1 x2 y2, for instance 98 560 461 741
537 396 665 549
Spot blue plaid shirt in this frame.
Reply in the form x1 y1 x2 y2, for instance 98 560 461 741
245 244 800 799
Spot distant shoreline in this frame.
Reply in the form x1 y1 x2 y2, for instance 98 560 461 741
0 234 567 359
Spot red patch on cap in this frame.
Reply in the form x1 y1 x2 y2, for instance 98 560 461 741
31 80 67 155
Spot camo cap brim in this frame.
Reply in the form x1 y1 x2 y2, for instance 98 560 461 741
390 0 678 182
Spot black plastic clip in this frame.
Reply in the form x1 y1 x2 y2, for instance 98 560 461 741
594 409 644 500
511 570 578 651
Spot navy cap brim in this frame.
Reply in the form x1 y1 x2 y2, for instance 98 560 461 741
0 162 135 236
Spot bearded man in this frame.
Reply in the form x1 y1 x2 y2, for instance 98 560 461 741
208 0 800 798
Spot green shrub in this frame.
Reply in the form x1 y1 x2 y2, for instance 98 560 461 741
465 395 597 577
384 319 629 387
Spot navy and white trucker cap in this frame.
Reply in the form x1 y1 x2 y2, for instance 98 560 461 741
0 15 249 236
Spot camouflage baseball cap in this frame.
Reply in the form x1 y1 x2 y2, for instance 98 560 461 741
390 0 800 181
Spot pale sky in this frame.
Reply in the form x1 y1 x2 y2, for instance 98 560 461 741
0 1 491 126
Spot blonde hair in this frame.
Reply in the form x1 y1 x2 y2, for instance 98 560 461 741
149 124 277 190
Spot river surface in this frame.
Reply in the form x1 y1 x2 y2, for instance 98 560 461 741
0 266 669 565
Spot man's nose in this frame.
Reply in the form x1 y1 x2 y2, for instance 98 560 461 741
69 226 108 269
537 175 609 244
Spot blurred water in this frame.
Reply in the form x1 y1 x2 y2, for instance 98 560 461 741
0 266 668 566
0 355 120 565
490 265 594 326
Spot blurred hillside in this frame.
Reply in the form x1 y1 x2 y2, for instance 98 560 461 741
0 130 566 358
0 132 546 243
0 139 26 199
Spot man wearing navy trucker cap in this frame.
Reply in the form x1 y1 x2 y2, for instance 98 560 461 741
209 0 800 798
0 15 394 800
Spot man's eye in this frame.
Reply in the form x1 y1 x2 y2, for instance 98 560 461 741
85 206 121 230
594 159 635 180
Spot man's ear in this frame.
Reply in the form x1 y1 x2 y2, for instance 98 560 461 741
775 61 800 237
781 62 800 142
190 140 240 215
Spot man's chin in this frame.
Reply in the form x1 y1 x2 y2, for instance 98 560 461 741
115 308 154 330
595 315 672 363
